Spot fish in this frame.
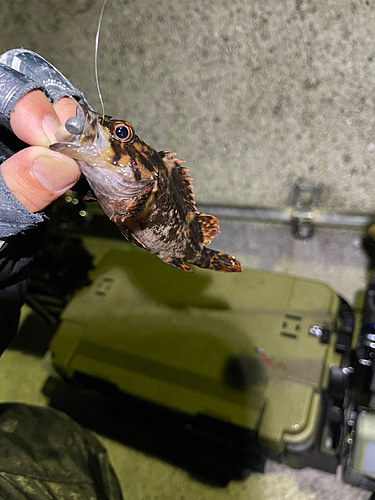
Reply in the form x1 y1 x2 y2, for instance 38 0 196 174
50 105 241 273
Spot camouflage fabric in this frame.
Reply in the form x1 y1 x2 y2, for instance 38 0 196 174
0 403 123 500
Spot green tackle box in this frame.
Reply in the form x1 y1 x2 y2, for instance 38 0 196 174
49 243 358 479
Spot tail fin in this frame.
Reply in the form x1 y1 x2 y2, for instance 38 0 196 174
194 247 242 273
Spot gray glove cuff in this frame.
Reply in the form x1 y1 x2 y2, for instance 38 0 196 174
0 49 91 121
0 48 91 239
0 173 44 239
0 65 40 127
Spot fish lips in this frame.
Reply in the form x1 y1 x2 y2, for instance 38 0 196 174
50 105 108 162
49 141 98 162
50 105 155 200
50 144 154 201
78 162 155 200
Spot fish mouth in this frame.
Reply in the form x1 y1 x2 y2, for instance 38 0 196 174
78 162 154 200
50 105 110 164
50 105 155 200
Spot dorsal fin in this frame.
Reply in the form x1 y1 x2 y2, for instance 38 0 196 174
194 212 220 244
158 150 196 213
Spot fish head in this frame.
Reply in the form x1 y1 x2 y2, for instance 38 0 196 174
50 105 158 202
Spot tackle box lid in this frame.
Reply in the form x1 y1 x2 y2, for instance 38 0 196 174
50 245 343 454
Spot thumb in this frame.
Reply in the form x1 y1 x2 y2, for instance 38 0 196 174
0 146 80 213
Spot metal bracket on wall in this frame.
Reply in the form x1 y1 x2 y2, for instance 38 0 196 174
290 183 321 240
196 183 373 240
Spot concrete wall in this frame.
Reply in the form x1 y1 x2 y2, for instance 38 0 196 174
3 0 375 213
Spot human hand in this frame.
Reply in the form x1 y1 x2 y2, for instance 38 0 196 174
0 89 80 213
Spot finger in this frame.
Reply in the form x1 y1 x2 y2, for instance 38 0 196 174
52 96 78 124
9 89 61 147
0 146 80 213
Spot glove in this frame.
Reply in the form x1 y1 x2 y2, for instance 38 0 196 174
0 49 91 349
0 48 91 239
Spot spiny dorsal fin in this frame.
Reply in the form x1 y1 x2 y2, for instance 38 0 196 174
195 212 220 244
158 150 196 213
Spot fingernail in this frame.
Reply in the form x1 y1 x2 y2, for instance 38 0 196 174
32 155 79 192
42 115 61 144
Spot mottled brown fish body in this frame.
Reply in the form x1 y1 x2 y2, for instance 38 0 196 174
50 106 241 273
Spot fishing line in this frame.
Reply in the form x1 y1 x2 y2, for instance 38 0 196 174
95 0 107 117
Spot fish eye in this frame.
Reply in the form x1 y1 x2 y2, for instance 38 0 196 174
112 122 134 142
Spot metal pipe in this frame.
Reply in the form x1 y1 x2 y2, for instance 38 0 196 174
196 204 373 229
313 211 372 227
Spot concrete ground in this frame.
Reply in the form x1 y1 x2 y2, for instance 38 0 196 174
0 226 372 500
2 0 375 498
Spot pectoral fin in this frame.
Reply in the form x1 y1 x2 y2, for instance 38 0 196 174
194 213 219 244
